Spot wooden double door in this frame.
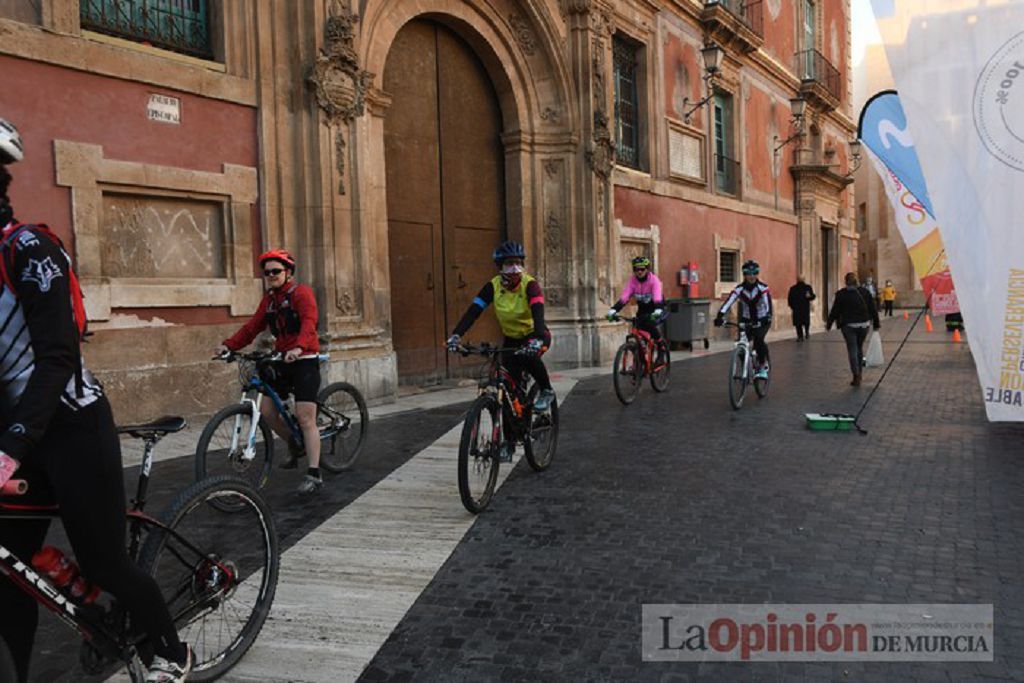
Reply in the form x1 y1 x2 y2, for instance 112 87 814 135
384 19 505 383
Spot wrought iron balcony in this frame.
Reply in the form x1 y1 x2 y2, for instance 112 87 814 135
796 49 842 111
714 154 740 197
701 0 764 54
80 0 214 60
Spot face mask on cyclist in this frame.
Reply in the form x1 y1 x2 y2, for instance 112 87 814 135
500 263 523 288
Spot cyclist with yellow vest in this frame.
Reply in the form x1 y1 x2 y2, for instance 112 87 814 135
446 241 555 421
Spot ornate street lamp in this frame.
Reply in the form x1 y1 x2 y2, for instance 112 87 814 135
773 96 808 209
682 44 725 124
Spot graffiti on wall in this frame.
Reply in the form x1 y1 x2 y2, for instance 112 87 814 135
101 194 225 278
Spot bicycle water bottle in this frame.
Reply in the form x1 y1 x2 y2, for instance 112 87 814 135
31 546 101 605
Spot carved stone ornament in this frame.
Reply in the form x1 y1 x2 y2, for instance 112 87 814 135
309 0 372 194
543 159 561 178
336 286 358 316
509 13 536 56
540 106 560 123
561 0 593 14
545 212 562 254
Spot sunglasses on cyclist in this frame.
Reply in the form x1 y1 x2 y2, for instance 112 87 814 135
263 268 285 276
633 267 648 273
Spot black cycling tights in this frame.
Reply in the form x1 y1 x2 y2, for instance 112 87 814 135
0 398 183 683
502 336 552 393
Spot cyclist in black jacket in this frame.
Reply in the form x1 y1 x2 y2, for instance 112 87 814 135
0 119 191 683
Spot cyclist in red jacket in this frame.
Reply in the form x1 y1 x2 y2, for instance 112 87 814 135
217 250 324 493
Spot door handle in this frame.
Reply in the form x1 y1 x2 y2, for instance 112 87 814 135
457 272 467 289
426 272 434 290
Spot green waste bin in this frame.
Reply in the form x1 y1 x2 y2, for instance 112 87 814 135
665 298 711 349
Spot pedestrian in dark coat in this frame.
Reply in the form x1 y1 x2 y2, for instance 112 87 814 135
826 272 881 387
787 275 816 341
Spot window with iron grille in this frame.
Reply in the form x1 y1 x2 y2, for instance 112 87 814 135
80 0 214 60
613 35 642 170
720 250 739 283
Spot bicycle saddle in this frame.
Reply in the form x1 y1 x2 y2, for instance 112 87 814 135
116 416 187 439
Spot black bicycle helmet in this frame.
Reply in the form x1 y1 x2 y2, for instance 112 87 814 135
742 259 760 275
492 240 526 265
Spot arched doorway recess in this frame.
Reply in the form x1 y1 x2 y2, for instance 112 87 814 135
383 19 505 382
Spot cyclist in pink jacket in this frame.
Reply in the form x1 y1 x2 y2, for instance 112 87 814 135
605 256 666 339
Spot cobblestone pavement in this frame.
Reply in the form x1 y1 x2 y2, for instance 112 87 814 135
29 400 472 683
361 318 1024 682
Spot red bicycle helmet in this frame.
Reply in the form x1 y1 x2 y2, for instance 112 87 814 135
258 249 296 271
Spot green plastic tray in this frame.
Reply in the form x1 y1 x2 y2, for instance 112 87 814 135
805 413 856 431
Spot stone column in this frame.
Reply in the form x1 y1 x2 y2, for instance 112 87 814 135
564 0 618 363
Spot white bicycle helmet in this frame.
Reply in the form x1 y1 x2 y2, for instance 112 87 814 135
0 118 23 164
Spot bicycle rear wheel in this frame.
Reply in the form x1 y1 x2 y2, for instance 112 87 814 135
613 342 642 405
138 475 279 683
195 404 274 512
649 340 671 392
316 382 369 472
523 385 559 471
458 394 501 513
728 346 749 410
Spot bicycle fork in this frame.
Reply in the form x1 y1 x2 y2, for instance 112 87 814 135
230 394 263 462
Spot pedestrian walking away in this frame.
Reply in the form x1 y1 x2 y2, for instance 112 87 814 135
826 272 881 387
787 274 816 341
0 118 192 683
714 260 773 379
881 280 897 317
218 249 325 494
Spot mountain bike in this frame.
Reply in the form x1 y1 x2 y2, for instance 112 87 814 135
0 417 279 682
610 314 671 405
197 351 368 506
450 343 559 514
724 320 770 410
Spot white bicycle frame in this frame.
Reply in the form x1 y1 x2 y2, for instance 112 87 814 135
225 352 331 462
733 326 760 381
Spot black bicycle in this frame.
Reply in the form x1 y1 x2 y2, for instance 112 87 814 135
197 351 368 505
0 417 279 682
450 343 559 514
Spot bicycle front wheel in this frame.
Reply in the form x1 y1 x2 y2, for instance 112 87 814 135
195 404 274 511
754 366 770 398
316 382 369 473
458 394 501 513
728 346 749 410
649 341 671 392
613 342 642 405
138 475 279 682
0 638 16 683
524 385 559 472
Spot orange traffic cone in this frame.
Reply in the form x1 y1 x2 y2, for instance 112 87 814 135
903 310 909 320
924 314 934 332
952 328 962 343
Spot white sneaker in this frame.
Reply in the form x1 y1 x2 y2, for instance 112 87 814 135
146 647 192 683
297 473 323 494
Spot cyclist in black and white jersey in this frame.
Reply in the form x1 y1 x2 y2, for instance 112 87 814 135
0 119 191 683
714 259 773 378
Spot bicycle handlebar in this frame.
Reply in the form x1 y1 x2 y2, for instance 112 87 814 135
1 479 27 496
449 343 528 357
214 351 330 363
723 321 764 330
